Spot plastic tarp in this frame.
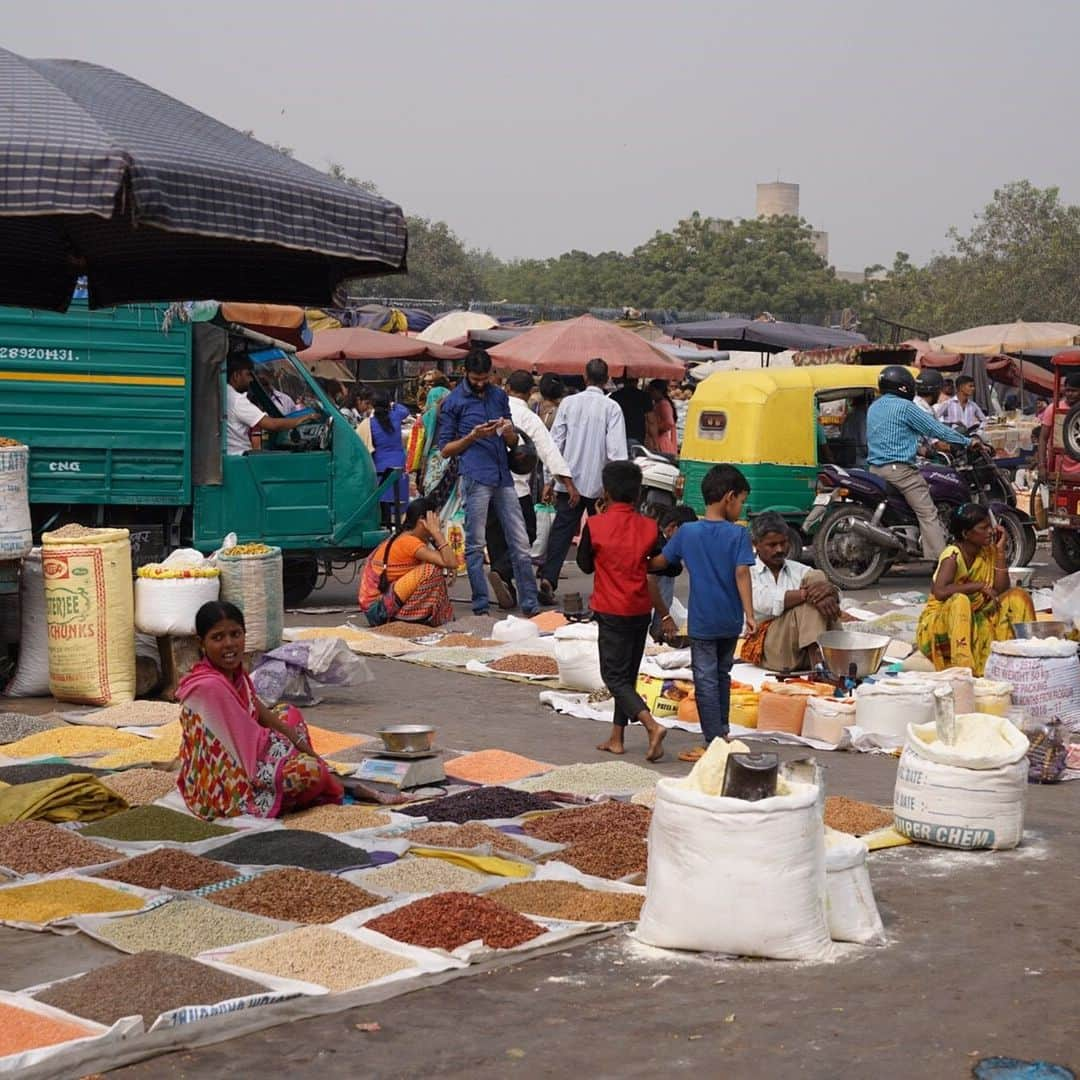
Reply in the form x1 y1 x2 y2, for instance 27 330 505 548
666 318 868 353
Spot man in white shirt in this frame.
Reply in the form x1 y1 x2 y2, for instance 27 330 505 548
255 367 299 416
226 356 318 455
742 512 841 672
936 375 986 428
486 371 579 608
537 357 627 604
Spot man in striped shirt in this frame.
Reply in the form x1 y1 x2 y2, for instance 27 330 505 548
866 366 974 560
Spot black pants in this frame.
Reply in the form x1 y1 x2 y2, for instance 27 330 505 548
539 492 597 587
486 495 537 583
595 612 651 727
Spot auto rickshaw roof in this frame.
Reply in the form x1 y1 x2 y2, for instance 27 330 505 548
1052 349 1080 368
691 363 897 404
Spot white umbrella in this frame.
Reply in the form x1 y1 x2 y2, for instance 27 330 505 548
417 311 497 345
929 320 1080 356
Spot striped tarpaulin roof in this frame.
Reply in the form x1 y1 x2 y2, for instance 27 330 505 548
0 48 407 310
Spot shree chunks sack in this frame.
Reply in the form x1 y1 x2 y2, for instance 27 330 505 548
41 526 135 706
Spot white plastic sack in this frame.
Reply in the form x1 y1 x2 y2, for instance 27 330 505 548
636 778 834 961
491 614 540 643
0 442 32 560
553 622 603 692
2 548 48 697
1052 569 1080 630
250 638 373 705
530 504 554 560
824 830 885 946
907 713 1029 771
854 679 941 744
135 574 221 636
803 696 856 746
893 743 1027 851
898 667 975 713
984 642 1080 731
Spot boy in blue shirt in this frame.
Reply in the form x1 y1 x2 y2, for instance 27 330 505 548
650 464 756 762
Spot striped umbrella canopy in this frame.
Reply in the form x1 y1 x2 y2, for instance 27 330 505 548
488 314 685 379
0 48 407 311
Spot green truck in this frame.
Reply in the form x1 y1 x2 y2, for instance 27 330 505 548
0 301 395 605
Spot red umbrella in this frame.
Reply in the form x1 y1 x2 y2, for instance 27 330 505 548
488 314 685 379
298 326 464 363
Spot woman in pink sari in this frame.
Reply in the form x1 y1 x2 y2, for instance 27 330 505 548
177 601 344 820
646 380 678 456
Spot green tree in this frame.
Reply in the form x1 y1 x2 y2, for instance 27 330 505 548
869 181 1080 335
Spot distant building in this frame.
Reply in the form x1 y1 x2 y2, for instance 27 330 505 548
755 181 829 261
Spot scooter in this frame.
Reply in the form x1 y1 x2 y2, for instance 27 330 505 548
804 442 1037 589
633 445 685 517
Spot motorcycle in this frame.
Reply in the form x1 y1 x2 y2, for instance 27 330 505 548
632 445 685 517
804 441 1037 589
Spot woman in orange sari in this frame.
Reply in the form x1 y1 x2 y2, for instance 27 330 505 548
177 602 343 820
915 504 1035 676
358 497 458 627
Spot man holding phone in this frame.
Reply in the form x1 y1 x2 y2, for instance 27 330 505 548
438 352 540 616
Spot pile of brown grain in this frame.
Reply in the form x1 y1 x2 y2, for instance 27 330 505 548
824 796 894 836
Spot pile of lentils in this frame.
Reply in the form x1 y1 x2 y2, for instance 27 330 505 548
398 786 558 823
514 760 659 796
489 880 644 923
209 830 373 872
522 801 651 844
0 821 120 876
0 762 108 785
544 834 648 880
94 899 286 957
0 878 145 924
486 654 559 676
227 926 416 992
100 769 179 806
282 805 390 833
209 868 383 923
366 891 544 950
0 1001 95 1057
35 951 265 1026
0 712 66 743
403 822 536 859
355 857 489 897
96 849 238 891
80 806 234 843
824 796 894 836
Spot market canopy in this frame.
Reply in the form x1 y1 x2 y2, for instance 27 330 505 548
299 326 465 363
929 321 1080 356
487 314 685 379
0 47 408 311
417 311 498 345
665 318 868 354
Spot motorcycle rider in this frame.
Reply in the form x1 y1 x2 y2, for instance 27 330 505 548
866 365 976 561
914 369 951 458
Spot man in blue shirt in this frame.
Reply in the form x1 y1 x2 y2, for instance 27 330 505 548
866 365 975 560
438 353 540 616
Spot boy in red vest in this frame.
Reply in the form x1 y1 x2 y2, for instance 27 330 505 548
576 460 667 762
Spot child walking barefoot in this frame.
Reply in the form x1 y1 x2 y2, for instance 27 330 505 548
577 461 667 762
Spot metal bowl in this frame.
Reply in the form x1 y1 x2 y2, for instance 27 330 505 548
817 630 890 680
1012 621 1068 640
376 725 436 753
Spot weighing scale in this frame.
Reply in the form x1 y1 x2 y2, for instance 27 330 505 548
350 747 447 791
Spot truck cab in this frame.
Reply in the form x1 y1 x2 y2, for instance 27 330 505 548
0 302 392 604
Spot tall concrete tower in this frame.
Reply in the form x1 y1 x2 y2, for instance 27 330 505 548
756 181 800 219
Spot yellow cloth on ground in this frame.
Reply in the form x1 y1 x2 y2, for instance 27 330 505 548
915 544 1036 677
0 774 128 824
408 847 534 879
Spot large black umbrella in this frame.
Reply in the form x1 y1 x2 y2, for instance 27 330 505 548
665 317 868 353
0 48 407 310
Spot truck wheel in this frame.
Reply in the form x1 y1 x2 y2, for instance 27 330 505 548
283 555 320 608
1052 529 1080 573
812 505 889 590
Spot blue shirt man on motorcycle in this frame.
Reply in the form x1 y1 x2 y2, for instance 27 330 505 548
866 366 975 561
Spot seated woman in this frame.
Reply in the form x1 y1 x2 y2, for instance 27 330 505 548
177 601 344 820
915 503 1035 676
358 497 457 627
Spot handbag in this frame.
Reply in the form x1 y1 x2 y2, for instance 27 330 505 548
404 422 427 473
508 427 538 475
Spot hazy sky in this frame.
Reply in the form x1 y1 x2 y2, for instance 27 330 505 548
7 0 1076 271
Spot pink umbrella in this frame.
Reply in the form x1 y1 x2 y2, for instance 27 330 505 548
299 326 464 363
488 314 686 380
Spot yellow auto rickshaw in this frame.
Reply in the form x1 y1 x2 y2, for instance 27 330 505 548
679 365 888 522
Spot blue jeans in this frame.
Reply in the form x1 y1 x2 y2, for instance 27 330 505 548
690 636 738 745
650 575 675 640
463 477 539 615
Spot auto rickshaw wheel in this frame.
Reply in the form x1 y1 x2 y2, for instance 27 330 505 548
812 505 890 590
1063 403 1080 462
283 554 320 607
1052 529 1080 573
996 509 1036 568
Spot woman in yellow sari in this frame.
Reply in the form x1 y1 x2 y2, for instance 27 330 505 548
915 503 1035 675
